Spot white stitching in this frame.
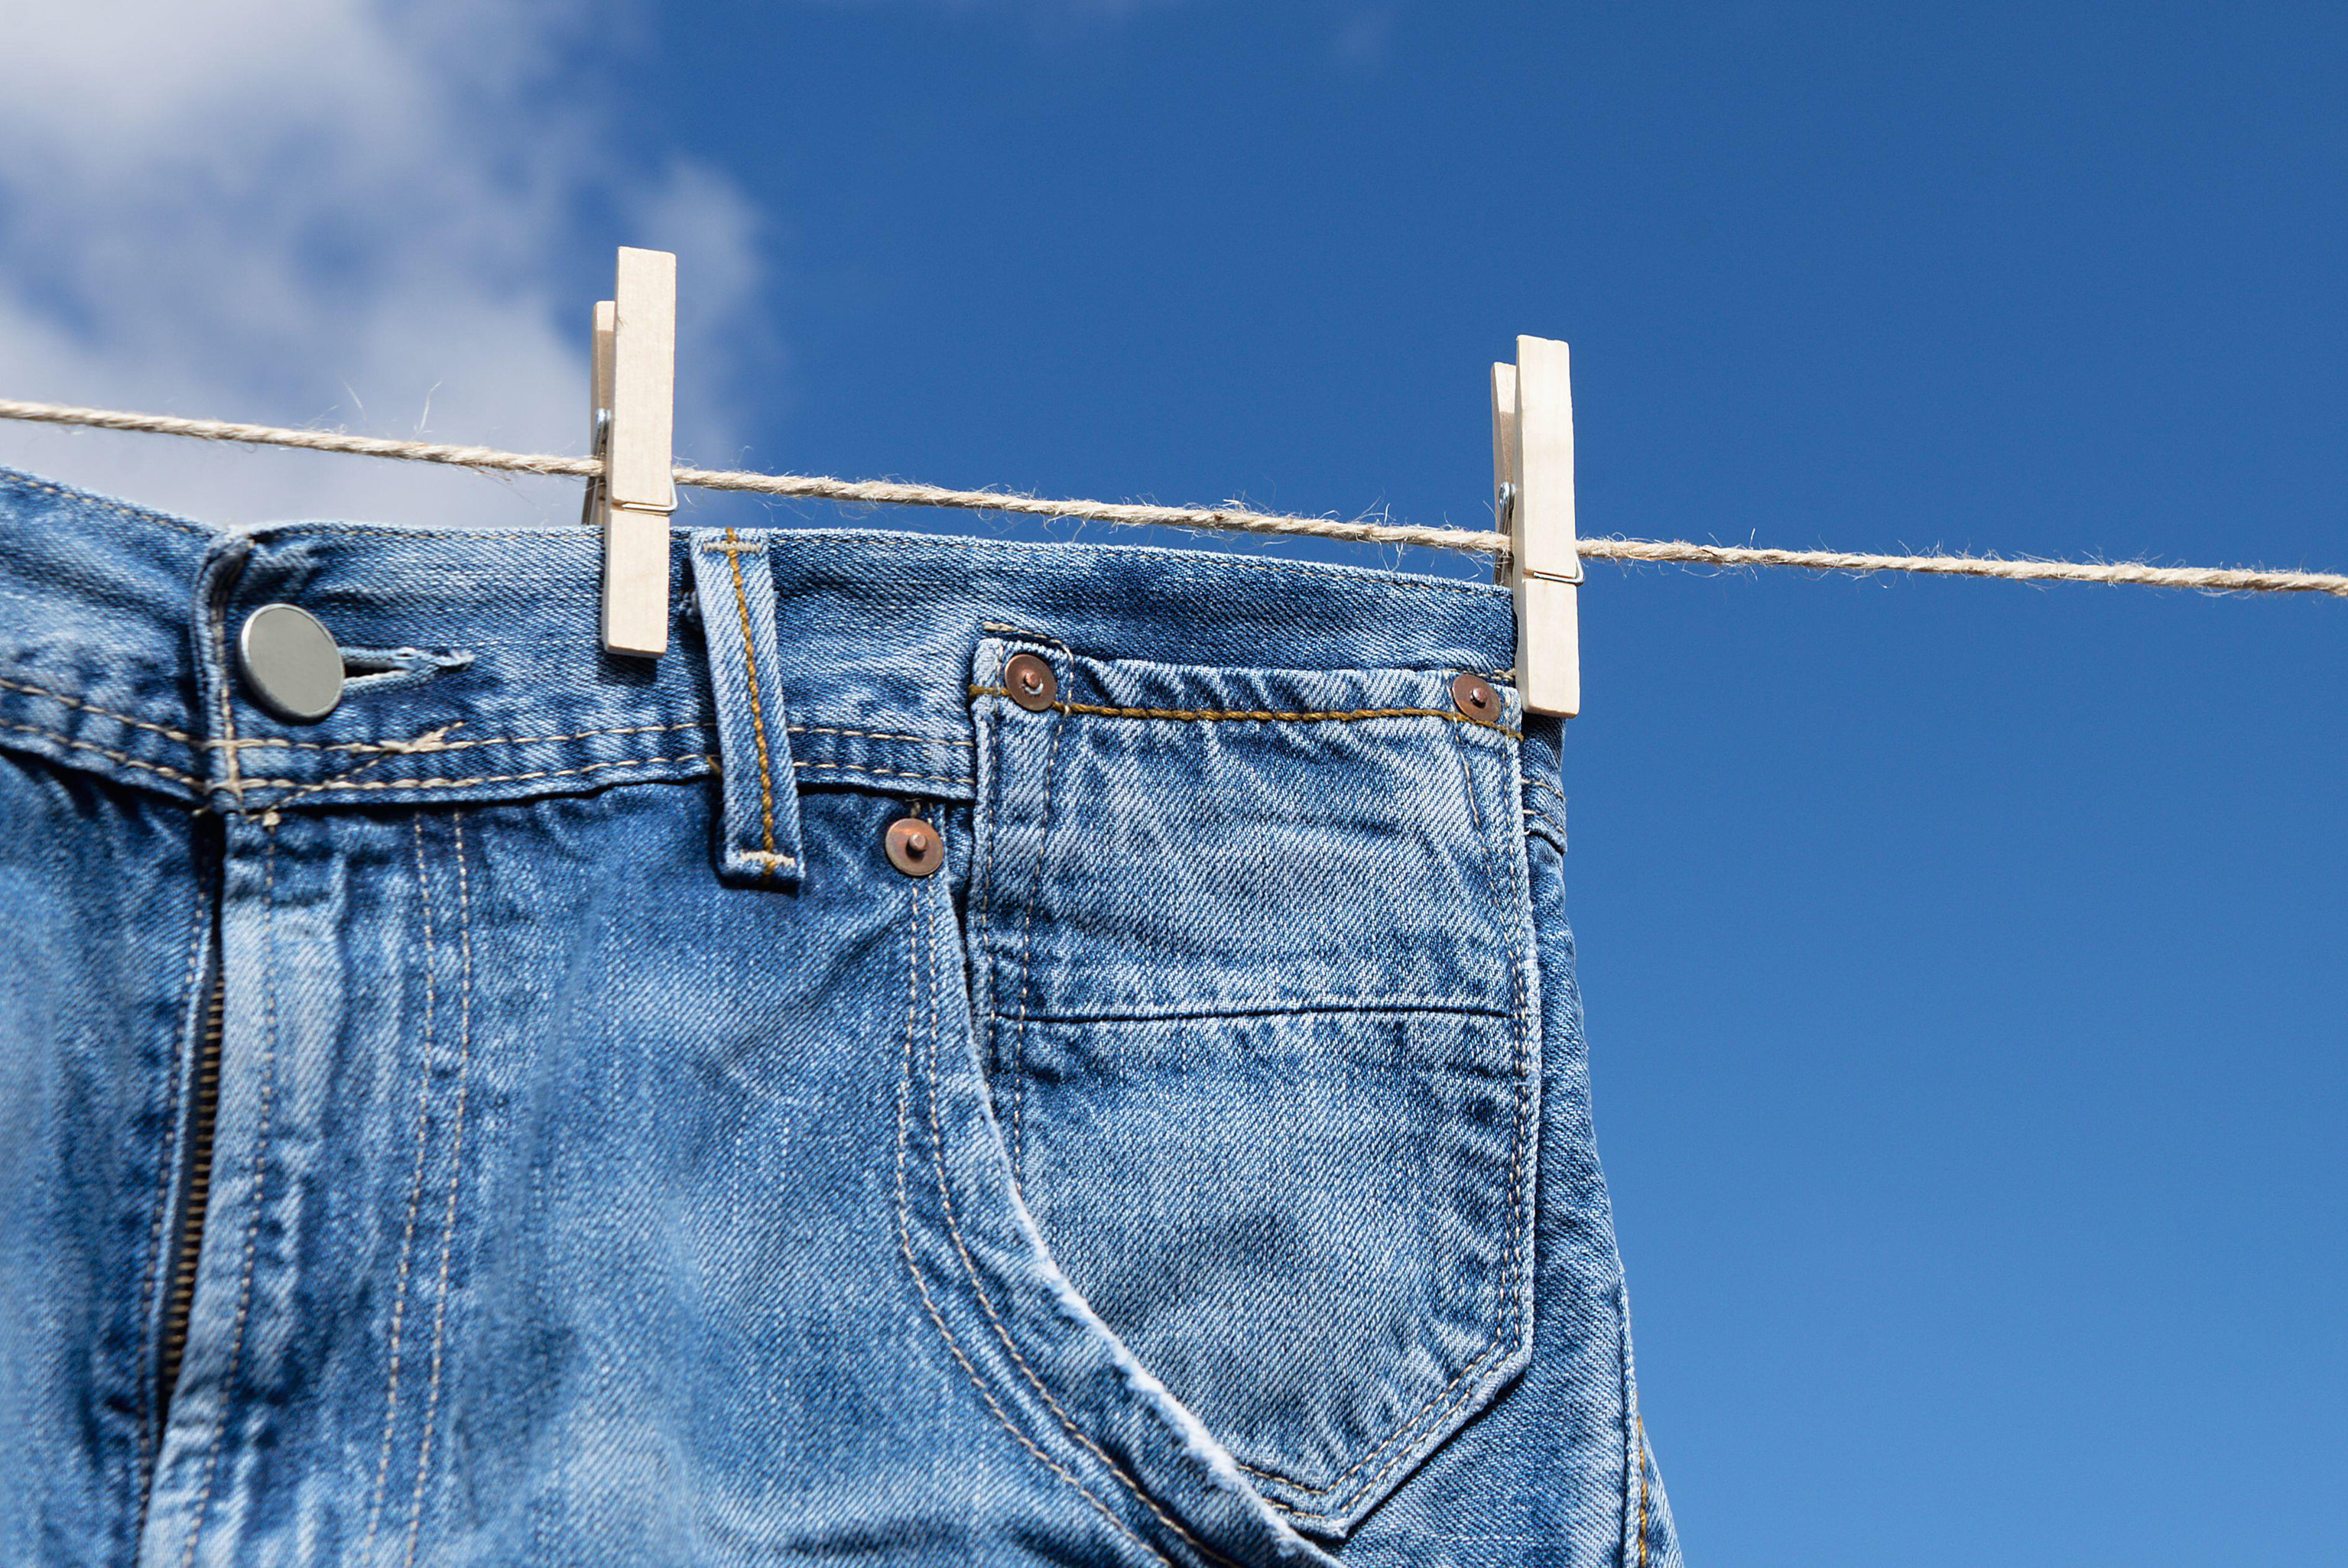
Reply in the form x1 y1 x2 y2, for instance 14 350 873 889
788 722 972 749
255 726 465 813
209 554 245 807
972 687 1522 740
1231 727 1534 1514
229 753 717 794
1 722 197 786
222 517 1509 602
973 656 1005 1047
177 818 279 1568
793 758 966 787
402 813 475 1568
1006 687 1069 1187
913 883 1236 1566
891 892 1174 1566
0 673 197 746
135 878 210 1492
1018 995 1512 1022
362 815 442 1560
0 472 216 538
213 721 705 755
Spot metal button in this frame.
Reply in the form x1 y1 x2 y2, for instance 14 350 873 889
1450 672 1499 722
885 816 943 878
1003 652 1057 713
237 604 345 723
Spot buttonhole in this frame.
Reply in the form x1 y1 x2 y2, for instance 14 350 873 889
337 645 476 696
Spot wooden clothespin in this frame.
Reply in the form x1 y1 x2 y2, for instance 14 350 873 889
1492 335 1580 716
589 247 677 657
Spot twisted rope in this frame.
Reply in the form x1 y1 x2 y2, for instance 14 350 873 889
1572 537 2348 597
5 397 2343 597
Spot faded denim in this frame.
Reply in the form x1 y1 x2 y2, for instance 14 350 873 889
0 464 1684 1568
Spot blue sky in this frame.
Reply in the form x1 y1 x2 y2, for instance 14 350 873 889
2 4 2343 1563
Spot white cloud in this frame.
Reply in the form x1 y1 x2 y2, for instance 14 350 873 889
0 0 766 529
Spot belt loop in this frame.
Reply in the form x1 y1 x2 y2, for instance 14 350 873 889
689 528 806 887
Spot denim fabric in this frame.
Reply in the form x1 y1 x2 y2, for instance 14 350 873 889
0 463 1685 1568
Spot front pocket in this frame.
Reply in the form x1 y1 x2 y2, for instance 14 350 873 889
966 638 1541 1535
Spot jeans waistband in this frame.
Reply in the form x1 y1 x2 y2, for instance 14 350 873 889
0 466 1525 820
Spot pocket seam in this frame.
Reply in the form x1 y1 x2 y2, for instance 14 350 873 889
1021 999 1513 1024
968 685 1522 742
1004 696 1070 1190
900 885 1234 1568
1223 721 1534 1517
890 914 1174 1568
971 653 1538 1525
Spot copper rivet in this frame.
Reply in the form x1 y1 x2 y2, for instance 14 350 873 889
885 816 943 878
1004 652 1057 713
1450 672 1499 721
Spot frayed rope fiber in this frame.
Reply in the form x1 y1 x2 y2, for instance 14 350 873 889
5 397 2343 598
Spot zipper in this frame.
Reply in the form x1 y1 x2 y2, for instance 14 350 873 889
155 953 226 1430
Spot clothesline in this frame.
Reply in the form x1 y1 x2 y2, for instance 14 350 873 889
4 396 2344 599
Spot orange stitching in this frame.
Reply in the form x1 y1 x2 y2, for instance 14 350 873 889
0 673 197 747
178 818 280 1568
891 895 1173 1567
2 722 197 786
969 687 1521 741
914 882 1236 1568
719 529 781 876
1636 1412 1650 1568
1228 729 1534 1514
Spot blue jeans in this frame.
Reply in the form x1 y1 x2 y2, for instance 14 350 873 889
0 465 1683 1568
